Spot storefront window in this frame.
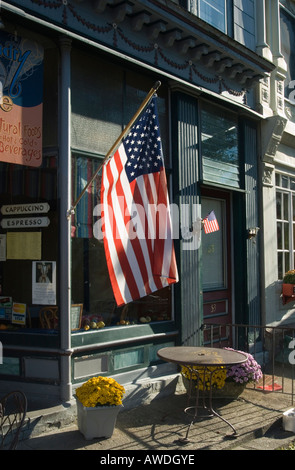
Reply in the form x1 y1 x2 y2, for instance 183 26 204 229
0 158 58 329
0 33 58 331
71 153 172 329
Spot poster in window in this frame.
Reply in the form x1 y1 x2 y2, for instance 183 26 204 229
7 232 41 259
32 261 56 305
0 31 43 167
12 302 26 326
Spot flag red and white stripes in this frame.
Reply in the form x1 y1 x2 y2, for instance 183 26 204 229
203 210 219 234
101 97 178 306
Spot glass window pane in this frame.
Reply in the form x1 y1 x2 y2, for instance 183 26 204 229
280 8 295 98
201 106 238 165
285 252 290 273
277 222 282 249
199 0 226 32
0 160 58 316
201 104 239 187
278 252 283 280
282 175 289 188
284 222 290 250
283 193 289 220
71 156 102 238
276 192 282 219
275 173 281 186
71 51 123 155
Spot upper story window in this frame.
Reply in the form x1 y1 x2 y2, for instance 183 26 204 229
280 7 295 100
182 0 233 35
200 0 226 32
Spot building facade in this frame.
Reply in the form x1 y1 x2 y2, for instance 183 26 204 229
260 0 295 328
0 0 290 403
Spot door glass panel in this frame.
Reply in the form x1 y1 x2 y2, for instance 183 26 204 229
202 198 226 290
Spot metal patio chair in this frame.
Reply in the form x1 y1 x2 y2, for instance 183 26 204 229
0 391 27 450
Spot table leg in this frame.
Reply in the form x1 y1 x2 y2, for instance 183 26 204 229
206 366 237 435
180 366 237 443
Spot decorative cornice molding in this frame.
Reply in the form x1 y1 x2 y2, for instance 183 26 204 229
7 0 273 98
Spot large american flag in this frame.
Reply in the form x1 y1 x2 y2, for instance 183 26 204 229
203 210 219 234
101 97 178 306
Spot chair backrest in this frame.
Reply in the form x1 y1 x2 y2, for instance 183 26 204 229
39 306 58 329
0 391 27 450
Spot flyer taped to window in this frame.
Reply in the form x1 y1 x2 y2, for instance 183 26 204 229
32 261 56 305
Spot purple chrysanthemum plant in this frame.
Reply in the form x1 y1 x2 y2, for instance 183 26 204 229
224 347 263 384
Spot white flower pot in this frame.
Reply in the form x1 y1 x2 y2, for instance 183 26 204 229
76 399 123 440
283 408 295 433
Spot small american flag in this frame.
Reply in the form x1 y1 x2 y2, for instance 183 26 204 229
203 210 219 234
101 96 178 306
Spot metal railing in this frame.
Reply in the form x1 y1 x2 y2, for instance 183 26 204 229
203 323 295 405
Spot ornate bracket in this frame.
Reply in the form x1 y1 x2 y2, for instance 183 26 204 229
261 115 287 164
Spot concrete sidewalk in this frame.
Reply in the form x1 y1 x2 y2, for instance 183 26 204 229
17 386 295 451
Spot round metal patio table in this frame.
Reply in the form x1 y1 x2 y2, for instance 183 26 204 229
157 346 247 442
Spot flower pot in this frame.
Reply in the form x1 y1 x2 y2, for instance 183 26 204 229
76 399 122 440
212 381 246 399
182 376 246 400
282 284 295 297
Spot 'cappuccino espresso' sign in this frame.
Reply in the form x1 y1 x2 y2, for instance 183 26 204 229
1 202 50 215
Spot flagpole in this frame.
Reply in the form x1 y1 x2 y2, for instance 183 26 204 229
67 80 161 218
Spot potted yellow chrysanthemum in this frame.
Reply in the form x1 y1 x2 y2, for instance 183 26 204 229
181 364 227 395
181 348 262 400
75 376 125 440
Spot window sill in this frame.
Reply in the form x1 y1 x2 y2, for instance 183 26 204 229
71 321 179 350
